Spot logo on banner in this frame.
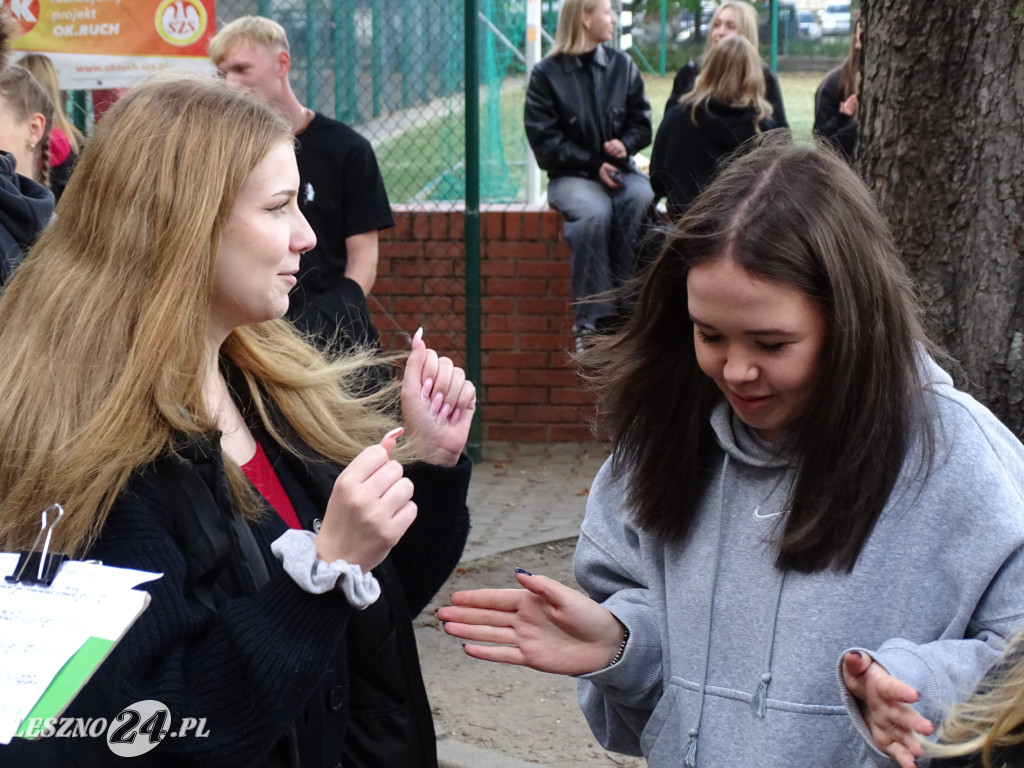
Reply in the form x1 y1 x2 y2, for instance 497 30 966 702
5 0 40 35
155 0 208 47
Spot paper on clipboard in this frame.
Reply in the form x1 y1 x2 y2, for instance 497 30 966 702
0 552 161 744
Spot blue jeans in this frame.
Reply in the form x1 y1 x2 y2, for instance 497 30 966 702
547 171 654 327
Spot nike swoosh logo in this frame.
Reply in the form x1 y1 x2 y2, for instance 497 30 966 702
753 506 782 519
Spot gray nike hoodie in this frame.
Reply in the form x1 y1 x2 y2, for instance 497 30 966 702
574 357 1024 766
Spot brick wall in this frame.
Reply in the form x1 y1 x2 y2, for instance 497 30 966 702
374 204 595 442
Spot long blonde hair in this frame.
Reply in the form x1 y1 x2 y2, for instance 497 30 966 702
0 72 410 557
18 53 85 154
929 630 1024 767
684 35 771 126
549 0 604 56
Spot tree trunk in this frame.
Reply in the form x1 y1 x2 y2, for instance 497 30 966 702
859 0 1024 434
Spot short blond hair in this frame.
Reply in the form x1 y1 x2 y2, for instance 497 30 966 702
209 15 288 65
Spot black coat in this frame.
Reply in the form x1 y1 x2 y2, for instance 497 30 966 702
0 415 471 767
0 151 53 284
650 98 776 218
524 45 652 180
665 59 788 129
813 65 857 162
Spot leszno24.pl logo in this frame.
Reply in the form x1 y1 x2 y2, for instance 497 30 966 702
20 700 208 757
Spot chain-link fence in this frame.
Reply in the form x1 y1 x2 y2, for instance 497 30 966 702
216 0 531 205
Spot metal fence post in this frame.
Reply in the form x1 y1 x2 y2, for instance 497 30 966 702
524 0 542 205
464 0 483 462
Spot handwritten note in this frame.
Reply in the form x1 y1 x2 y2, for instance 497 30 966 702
0 553 160 744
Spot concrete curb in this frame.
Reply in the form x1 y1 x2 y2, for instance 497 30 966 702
437 735 555 768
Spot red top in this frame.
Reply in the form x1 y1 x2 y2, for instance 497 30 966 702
241 442 302 529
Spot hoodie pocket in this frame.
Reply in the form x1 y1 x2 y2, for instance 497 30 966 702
638 677 686 758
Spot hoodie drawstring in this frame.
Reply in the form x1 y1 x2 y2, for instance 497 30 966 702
751 571 786 717
681 452 730 767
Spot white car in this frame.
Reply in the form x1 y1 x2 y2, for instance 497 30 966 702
820 2 851 35
797 10 822 40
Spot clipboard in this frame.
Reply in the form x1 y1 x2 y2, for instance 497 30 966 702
0 505 162 744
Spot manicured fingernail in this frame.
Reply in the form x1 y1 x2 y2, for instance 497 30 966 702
438 403 452 422
450 408 460 424
515 567 533 576
850 651 863 658
430 392 443 415
381 427 404 444
421 378 432 400
413 326 423 344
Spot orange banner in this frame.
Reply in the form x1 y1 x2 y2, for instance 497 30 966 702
3 0 216 88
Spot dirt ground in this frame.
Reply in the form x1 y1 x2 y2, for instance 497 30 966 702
415 538 643 768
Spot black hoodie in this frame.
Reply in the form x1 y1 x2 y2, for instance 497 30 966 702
0 150 54 284
650 98 776 218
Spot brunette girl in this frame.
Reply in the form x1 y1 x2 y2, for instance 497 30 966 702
439 138 1024 768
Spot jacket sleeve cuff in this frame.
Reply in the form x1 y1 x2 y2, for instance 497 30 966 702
576 600 661 702
271 529 380 609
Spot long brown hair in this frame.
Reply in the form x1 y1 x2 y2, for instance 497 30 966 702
583 136 937 573
0 73 411 557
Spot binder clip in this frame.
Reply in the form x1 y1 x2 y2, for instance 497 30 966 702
5 503 68 587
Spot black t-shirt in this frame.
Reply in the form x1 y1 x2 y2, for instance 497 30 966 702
288 113 395 348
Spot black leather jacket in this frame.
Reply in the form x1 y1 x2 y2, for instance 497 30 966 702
524 45 652 180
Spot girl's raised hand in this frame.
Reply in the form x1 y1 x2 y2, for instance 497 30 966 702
436 570 626 676
315 428 416 572
841 651 935 768
401 327 475 467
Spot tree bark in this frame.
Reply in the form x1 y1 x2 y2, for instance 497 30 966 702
859 0 1024 434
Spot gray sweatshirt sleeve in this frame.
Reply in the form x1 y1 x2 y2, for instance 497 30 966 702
572 458 664 756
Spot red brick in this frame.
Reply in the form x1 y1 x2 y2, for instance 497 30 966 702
488 386 548 404
486 424 549 442
391 296 440 315
391 211 413 238
549 424 596 442
481 297 516 314
520 368 580 387
480 259 516 277
486 278 548 297
430 212 448 240
518 297 569 315
504 211 523 240
480 333 518 351
522 211 542 240
517 405 582 423
374 277 423 296
393 259 451 277
485 351 549 370
541 211 562 240
424 277 463 295
481 368 517 386
449 214 465 240
380 241 425 259
424 241 464 261
550 387 596 405
518 333 565 352
479 404 516 423
517 260 571 279
483 211 503 239
412 211 430 240
485 315 549 333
